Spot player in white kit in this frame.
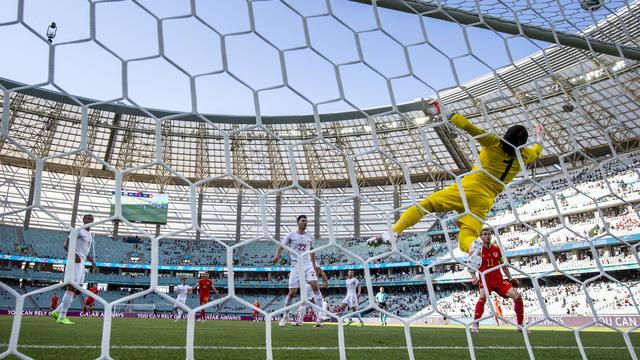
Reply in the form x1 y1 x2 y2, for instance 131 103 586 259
51 214 98 325
334 270 364 326
297 267 329 327
174 277 191 321
273 215 326 327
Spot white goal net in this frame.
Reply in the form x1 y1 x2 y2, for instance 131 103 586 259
0 0 639 359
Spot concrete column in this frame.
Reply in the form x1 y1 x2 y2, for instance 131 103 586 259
314 195 321 241
23 175 36 230
70 178 82 228
235 190 243 243
393 185 401 223
275 193 282 241
195 191 204 241
354 196 361 239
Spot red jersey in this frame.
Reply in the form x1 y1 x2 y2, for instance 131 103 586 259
198 279 213 297
254 302 260 309
85 287 99 304
479 244 504 286
50 295 58 309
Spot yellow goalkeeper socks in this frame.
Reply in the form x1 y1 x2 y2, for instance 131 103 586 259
458 227 478 253
391 200 434 233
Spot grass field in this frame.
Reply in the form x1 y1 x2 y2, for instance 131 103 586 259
110 204 168 224
1 316 638 359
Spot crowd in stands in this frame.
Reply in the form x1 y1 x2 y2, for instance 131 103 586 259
4 275 637 319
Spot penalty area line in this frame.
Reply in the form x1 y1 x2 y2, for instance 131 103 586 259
1 344 633 351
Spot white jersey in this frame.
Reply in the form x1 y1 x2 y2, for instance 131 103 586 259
74 228 94 262
345 277 359 296
175 284 191 299
282 231 314 268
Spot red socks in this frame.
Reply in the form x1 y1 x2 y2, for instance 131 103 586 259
474 298 486 320
475 297 523 325
514 298 524 325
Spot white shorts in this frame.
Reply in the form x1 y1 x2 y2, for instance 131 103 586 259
72 263 85 285
176 297 187 306
342 294 358 308
288 266 318 289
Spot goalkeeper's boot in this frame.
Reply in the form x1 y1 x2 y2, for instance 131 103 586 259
358 321 365 327
471 323 479 334
50 310 59 320
57 317 75 325
346 319 353 326
367 231 395 247
466 239 483 269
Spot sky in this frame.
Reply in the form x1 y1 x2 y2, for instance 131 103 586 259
0 0 608 116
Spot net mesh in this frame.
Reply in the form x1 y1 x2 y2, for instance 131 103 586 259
0 0 639 359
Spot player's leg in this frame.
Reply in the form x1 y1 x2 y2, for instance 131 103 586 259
352 304 364 326
456 216 484 269
504 286 525 328
176 301 185 321
199 296 209 321
381 303 388 325
472 285 489 333
339 296 353 324
57 264 85 324
308 280 325 321
368 186 460 245
56 285 77 324
280 285 298 326
295 300 306 326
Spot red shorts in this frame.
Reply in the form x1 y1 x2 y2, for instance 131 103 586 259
85 299 94 306
200 295 210 304
480 280 512 298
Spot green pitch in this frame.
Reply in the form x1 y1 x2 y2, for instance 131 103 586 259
110 204 167 224
0 316 638 359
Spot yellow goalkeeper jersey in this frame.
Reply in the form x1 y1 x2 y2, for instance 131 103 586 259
450 114 543 197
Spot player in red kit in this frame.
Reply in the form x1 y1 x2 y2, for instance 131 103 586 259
470 229 525 333
50 294 59 311
253 299 261 322
83 285 99 316
192 273 220 322
494 296 504 326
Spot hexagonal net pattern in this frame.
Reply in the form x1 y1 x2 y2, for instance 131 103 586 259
0 1 639 359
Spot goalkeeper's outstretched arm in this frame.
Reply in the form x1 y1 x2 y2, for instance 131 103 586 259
448 113 500 148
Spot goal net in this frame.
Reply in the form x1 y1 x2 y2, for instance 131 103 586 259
112 303 156 314
0 0 639 359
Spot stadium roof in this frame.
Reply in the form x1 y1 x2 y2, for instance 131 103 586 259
0 1 638 189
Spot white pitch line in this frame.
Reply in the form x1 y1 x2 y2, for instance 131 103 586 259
1 344 633 351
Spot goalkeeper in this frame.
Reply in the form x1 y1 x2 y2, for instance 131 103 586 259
369 107 544 268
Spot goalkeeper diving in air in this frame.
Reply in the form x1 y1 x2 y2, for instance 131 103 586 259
368 101 545 268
